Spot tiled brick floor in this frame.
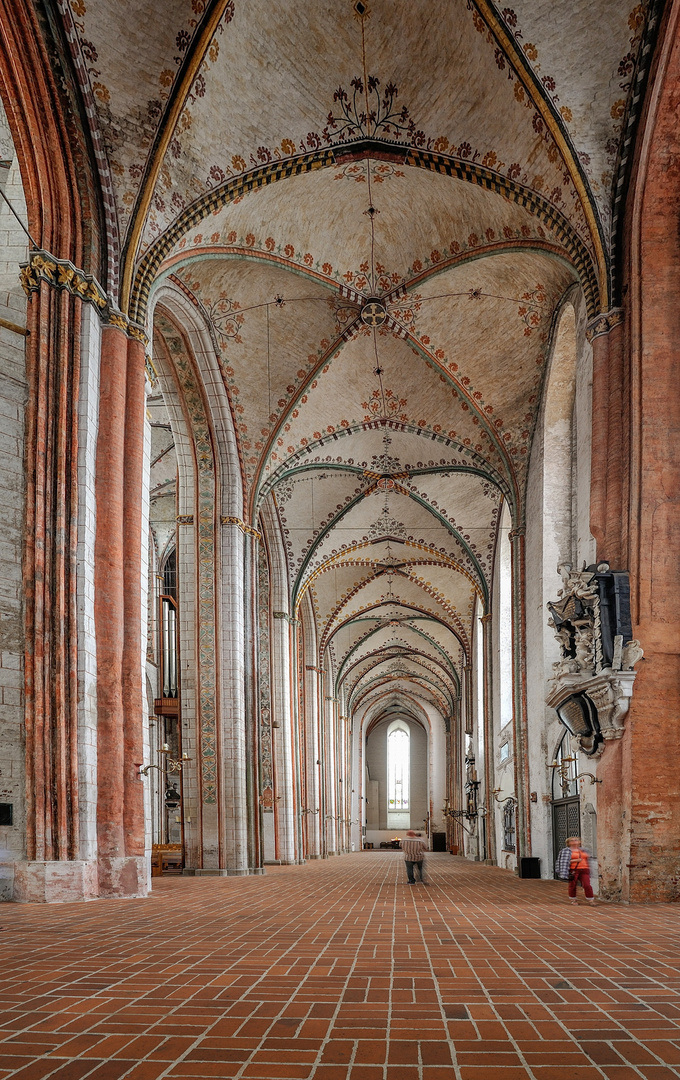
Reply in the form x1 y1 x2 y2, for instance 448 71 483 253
1 854 679 1080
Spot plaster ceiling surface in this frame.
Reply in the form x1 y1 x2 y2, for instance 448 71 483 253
70 0 649 720
334 620 461 675
350 660 454 708
319 572 470 647
307 555 478 643
501 1 646 224
64 0 208 232
136 0 596 254
163 243 576 512
266 428 507 495
346 651 458 702
162 163 575 286
353 674 448 714
295 498 485 598
65 0 651 295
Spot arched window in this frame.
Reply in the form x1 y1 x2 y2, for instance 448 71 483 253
387 720 410 811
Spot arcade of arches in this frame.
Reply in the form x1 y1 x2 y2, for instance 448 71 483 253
0 0 678 908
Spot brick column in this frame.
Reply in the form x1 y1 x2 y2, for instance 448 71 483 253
589 316 626 568
94 322 147 898
14 254 104 902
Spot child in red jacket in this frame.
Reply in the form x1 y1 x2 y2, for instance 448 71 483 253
556 836 596 905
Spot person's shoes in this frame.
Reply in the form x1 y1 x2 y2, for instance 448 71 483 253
407 881 415 885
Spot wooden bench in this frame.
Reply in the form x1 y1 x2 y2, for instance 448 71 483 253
151 844 183 876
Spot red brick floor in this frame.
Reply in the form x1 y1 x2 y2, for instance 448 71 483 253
1 853 679 1080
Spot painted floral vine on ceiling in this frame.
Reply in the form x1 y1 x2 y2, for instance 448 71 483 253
495 1 649 199
140 53 592 254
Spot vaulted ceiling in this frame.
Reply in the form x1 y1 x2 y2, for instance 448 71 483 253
76 0 650 721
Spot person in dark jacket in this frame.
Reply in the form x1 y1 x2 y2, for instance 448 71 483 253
555 836 596 905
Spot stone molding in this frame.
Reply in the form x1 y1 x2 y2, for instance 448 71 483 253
585 307 624 342
176 515 194 524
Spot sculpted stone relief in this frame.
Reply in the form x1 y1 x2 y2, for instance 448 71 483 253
546 562 644 750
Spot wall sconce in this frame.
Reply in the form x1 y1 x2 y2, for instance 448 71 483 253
549 757 602 786
491 788 518 806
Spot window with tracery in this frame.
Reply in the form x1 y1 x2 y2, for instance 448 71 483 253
387 722 410 811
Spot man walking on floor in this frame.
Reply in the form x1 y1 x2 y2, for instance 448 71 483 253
402 829 428 885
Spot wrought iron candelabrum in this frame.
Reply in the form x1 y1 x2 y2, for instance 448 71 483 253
138 743 191 777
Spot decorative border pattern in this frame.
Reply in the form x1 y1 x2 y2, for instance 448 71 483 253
157 314 218 804
257 540 273 794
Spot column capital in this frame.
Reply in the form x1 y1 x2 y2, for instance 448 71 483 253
273 610 299 625
480 612 493 624
20 249 149 343
508 527 525 542
585 307 624 343
21 249 107 309
220 516 261 540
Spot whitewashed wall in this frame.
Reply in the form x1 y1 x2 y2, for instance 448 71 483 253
0 108 28 876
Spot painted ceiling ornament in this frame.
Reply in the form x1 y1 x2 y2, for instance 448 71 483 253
334 159 406 184
367 434 402 476
374 543 407 574
204 293 244 347
361 297 387 327
366 512 407 541
325 76 416 144
274 477 295 502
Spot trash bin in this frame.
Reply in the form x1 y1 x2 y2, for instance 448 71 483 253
518 856 541 878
